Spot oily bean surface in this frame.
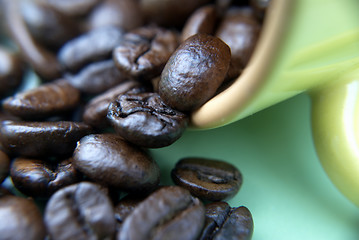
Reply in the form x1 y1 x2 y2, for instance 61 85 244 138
10 157 81 198
113 25 179 81
107 92 189 148
3 79 81 120
0 150 10 184
0 195 46 240
0 120 92 157
58 26 124 72
73 133 160 192
44 182 116 240
171 157 242 201
66 59 127 94
0 47 23 97
118 186 205 240
159 33 231 112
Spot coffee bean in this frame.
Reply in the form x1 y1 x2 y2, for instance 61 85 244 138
83 80 140 128
44 182 116 240
216 7 260 80
47 0 101 17
171 157 242 201
3 79 81 120
58 26 124 72
73 133 160 192
87 0 144 31
159 33 231 112
181 5 217 42
0 150 10 184
10 157 81 198
0 120 92 157
0 47 24 97
113 25 179 81
118 186 205 240
0 195 46 240
66 59 128 94
107 92 189 148
114 193 148 225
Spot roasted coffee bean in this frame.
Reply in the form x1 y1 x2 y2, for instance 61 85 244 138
44 182 116 240
0 150 10 184
20 0 79 50
0 195 46 240
83 80 140 128
0 46 24 97
181 5 217 42
107 92 189 148
114 193 148 225
216 7 260 80
10 157 81 198
171 157 242 201
66 59 127 94
73 133 160 192
0 120 92 157
58 26 124 72
2 0 62 80
47 0 101 17
118 186 205 240
87 0 143 31
140 0 211 27
3 79 81 120
159 33 231 112
113 25 179 81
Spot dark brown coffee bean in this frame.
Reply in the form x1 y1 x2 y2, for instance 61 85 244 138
66 59 127 94
47 0 101 17
10 157 81 198
83 80 140 128
118 186 205 240
73 133 160 192
20 0 79 50
87 0 144 31
159 33 231 112
171 157 242 201
0 150 10 184
0 120 92 157
113 25 179 81
107 92 189 148
0 195 46 240
216 7 260 80
0 47 24 97
44 182 116 240
3 79 81 120
58 26 124 72
114 193 148 225
181 5 217 42
2 0 62 80
140 0 211 27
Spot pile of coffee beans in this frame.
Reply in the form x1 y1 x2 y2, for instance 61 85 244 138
0 0 269 239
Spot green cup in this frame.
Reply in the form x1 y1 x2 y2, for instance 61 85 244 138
191 0 359 206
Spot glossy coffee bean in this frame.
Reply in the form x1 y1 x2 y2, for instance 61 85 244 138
0 195 46 240
114 193 148 225
159 33 231 111
44 182 116 240
0 150 10 184
216 7 260 80
73 133 160 192
58 26 124 72
118 186 205 240
0 120 92 157
3 79 81 120
0 47 24 97
87 0 143 31
47 0 101 17
171 157 242 201
181 5 217 42
113 25 179 81
10 157 81 198
83 80 140 128
66 59 127 94
107 92 189 148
